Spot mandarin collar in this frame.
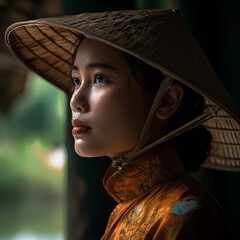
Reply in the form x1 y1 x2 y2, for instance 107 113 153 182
103 144 184 203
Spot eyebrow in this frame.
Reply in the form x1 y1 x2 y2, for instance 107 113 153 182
72 62 117 72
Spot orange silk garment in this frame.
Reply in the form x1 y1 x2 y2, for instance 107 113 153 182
101 145 233 239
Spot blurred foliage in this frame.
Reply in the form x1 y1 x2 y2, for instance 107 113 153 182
0 73 66 144
0 199 64 236
0 73 66 199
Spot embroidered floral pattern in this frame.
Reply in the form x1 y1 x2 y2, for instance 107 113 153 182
101 145 231 240
104 145 183 203
119 205 159 240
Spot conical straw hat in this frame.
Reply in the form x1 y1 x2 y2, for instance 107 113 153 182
5 8 240 171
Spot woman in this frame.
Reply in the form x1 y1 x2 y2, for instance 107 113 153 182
5 8 239 239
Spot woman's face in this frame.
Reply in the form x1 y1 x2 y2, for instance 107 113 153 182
70 39 154 158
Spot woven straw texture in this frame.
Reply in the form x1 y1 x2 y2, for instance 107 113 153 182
5 9 240 171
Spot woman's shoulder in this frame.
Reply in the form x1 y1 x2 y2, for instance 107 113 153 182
151 171 224 215
145 172 233 239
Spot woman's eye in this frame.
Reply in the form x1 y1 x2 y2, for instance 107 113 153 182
72 77 81 87
95 75 109 85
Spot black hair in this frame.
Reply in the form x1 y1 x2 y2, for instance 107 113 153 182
124 53 212 173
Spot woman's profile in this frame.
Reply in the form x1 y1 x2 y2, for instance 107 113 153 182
5 8 239 239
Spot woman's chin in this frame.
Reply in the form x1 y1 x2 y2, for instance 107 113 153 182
75 148 97 158
74 145 104 158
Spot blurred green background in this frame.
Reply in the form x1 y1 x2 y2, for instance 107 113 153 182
0 74 66 239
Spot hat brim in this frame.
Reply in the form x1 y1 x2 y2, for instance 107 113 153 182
5 9 240 170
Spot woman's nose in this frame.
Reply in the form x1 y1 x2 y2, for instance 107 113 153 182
70 87 90 113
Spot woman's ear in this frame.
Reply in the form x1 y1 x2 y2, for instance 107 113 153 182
156 83 184 119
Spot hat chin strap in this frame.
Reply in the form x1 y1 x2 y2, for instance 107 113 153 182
111 76 172 169
111 76 219 171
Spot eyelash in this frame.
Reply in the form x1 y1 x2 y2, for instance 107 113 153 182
95 74 110 85
72 77 81 87
72 74 110 87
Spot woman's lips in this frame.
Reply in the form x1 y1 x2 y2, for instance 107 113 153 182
72 126 91 135
72 119 91 135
